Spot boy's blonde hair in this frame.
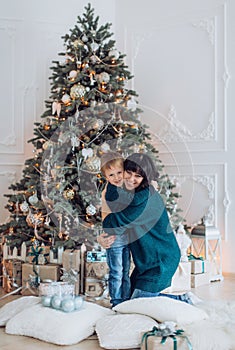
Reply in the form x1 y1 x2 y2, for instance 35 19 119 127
100 151 124 176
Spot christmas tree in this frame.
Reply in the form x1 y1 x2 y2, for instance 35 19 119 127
0 3 183 253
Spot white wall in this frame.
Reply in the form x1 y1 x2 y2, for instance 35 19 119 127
114 0 235 274
0 0 234 273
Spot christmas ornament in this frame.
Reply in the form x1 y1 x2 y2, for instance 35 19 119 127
73 39 84 48
20 201 29 213
74 295 84 310
86 204 97 216
41 295 52 307
101 142 110 152
61 94 71 104
127 97 137 111
61 297 75 313
82 147 93 160
108 49 119 60
90 42 99 52
83 155 101 173
71 135 80 151
63 188 75 200
28 193 39 206
69 70 78 79
93 119 104 130
52 101 61 116
70 83 86 99
90 55 98 64
51 295 62 309
96 72 110 83
81 34 88 42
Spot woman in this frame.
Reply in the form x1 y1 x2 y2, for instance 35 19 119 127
99 153 198 304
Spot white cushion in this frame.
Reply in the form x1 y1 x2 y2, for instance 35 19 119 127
0 296 40 326
5 301 114 345
113 296 208 326
96 313 158 349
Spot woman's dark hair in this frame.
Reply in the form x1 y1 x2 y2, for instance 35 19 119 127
124 153 159 190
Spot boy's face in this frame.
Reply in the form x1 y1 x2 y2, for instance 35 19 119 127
104 165 124 187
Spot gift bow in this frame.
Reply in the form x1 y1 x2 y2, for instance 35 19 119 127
29 246 49 265
141 324 193 350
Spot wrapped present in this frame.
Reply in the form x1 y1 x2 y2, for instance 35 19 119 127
86 250 107 262
141 324 192 350
191 272 211 288
2 259 23 293
62 249 81 271
188 254 210 274
85 261 109 279
21 263 60 295
85 277 108 298
61 268 80 295
39 281 75 297
162 262 191 293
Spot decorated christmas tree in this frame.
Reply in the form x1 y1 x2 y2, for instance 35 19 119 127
0 3 183 253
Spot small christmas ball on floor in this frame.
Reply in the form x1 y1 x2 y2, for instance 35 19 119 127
61 298 75 313
41 295 52 307
74 296 84 310
51 296 62 310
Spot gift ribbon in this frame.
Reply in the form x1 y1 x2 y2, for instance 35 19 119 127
29 246 49 265
141 326 193 350
188 253 205 273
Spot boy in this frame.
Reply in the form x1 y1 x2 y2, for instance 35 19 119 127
100 151 131 307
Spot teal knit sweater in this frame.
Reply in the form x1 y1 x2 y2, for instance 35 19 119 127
103 183 180 293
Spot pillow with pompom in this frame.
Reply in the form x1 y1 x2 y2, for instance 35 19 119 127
6 301 114 345
96 313 158 349
113 296 208 326
0 296 40 326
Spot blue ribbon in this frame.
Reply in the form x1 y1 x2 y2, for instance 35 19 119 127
141 326 193 350
188 253 205 273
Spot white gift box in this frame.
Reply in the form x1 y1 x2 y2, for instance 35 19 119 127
191 272 211 288
190 259 211 274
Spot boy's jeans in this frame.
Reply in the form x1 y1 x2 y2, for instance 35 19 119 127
106 245 131 307
131 288 191 304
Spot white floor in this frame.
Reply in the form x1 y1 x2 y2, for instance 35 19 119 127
0 274 235 350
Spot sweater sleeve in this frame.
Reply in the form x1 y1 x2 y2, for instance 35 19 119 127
103 186 163 237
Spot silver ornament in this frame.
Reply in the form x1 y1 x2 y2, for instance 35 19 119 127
86 204 97 215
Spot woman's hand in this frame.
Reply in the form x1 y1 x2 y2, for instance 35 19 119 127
97 232 116 249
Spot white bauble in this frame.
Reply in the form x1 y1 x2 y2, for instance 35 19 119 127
74 296 84 310
61 298 75 313
61 94 71 104
51 295 62 310
108 49 119 60
41 296 52 307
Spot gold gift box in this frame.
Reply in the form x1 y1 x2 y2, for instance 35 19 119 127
21 262 60 295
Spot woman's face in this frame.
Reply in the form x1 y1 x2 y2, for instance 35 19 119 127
124 170 144 190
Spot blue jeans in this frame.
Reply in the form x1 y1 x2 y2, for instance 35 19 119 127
131 288 192 304
106 245 131 307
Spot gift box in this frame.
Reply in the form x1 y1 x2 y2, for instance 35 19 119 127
85 261 109 279
189 258 210 274
62 249 81 271
85 277 108 298
21 263 60 295
61 269 81 296
39 281 75 297
191 272 211 288
2 259 23 293
162 262 191 293
141 326 192 350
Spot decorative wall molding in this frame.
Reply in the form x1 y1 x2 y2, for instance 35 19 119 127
157 105 215 143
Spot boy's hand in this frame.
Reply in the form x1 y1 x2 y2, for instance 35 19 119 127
97 232 116 249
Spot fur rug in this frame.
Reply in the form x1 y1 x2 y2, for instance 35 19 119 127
185 300 235 350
